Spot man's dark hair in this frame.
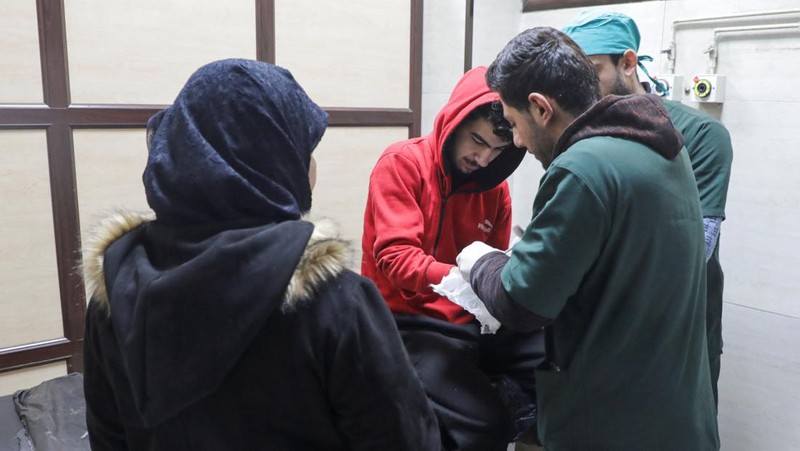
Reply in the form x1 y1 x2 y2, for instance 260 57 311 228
441 100 518 179
486 27 600 117
462 101 514 144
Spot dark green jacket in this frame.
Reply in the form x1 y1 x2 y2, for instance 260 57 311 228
485 94 719 449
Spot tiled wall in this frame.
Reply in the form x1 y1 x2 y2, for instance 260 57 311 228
426 0 800 449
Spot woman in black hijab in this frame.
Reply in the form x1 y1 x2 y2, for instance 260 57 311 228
82 59 440 451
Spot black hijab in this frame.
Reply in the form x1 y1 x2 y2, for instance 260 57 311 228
143 59 328 226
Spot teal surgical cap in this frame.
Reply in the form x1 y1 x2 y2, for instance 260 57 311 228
562 10 668 96
562 11 641 56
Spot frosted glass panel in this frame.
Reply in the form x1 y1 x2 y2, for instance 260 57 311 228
309 127 409 272
74 129 152 246
0 0 43 103
0 362 67 397
275 0 410 108
0 131 62 349
66 0 255 104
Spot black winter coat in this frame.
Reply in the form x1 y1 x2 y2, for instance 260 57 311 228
82 214 440 450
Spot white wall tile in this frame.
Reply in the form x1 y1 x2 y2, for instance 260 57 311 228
719 304 800 450
721 99 800 318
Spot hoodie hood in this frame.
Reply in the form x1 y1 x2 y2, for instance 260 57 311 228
553 93 684 161
83 212 349 427
429 66 525 192
144 59 328 226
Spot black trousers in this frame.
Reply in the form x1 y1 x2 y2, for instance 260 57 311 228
395 314 545 451
706 244 725 407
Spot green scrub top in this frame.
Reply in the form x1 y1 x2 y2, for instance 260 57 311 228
665 100 733 405
502 137 719 449
664 100 733 219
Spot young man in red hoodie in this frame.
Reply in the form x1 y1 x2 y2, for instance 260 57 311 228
362 66 545 450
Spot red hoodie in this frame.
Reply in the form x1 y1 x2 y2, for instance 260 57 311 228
361 66 525 324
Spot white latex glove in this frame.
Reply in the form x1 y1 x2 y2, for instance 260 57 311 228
431 268 501 334
456 241 501 281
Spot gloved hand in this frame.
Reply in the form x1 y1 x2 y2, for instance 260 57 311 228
457 241 501 281
430 268 501 334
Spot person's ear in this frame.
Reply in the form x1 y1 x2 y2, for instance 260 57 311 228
621 49 638 77
527 92 554 125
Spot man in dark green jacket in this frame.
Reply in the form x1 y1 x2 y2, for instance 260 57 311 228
562 11 734 406
457 27 720 449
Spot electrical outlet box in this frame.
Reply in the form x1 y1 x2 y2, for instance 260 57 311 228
652 74 684 101
688 75 726 103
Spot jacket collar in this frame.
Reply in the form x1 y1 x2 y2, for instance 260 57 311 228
82 211 349 312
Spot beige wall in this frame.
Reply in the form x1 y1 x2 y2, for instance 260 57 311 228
421 0 467 136
0 131 62 349
65 0 256 104
0 363 67 397
0 1 42 103
276 0 410 109
311 127 410 271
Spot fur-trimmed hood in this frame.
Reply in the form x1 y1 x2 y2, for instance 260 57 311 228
83 211 349 313
82 212 350 426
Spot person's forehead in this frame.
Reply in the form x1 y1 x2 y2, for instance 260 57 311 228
500 101 519 116
465 115 493 129
465 116 509 145
467 117 496 135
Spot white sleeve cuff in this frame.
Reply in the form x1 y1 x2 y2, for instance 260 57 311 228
703 216 723 262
